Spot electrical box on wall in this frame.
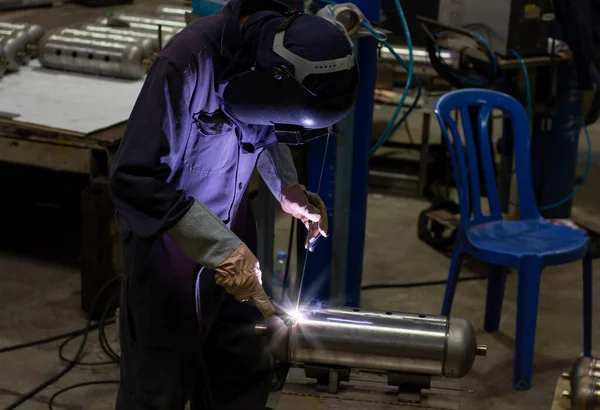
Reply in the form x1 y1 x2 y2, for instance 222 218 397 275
193 0 304 16
437 0 555 57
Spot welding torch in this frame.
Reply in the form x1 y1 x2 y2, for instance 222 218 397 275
272 303 297 327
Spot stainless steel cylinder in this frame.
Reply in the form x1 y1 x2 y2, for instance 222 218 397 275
95 17 180 36
0 22 45 44
154 5 190 22
0 28 31 64
571 357 600 381
260 306 486 378
0 34 26 71
80 24 174 51
55 28 155 58
564 376 600 410
38 33 151 79
107 14 186 30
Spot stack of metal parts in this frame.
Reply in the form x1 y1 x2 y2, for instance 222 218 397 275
562 357 600 410
0 22 45 78
37 5 189 80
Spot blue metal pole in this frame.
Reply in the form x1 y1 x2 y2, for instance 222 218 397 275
343 0 380 307
302 0 380 307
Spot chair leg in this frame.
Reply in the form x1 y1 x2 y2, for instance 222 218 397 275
441 244 462 316
513 258 542 390
583 251 593 357
484 264 508 332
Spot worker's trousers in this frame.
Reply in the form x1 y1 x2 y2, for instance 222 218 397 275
115 197 273 410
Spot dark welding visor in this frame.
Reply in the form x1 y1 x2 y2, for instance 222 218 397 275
221 21 358 144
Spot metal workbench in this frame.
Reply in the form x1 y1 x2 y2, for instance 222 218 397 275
0 0 158 317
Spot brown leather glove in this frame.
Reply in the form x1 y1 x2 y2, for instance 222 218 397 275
214 243 275 318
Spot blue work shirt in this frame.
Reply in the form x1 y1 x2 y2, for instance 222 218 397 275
110 0 297 284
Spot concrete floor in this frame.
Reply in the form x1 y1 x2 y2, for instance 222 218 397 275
1 148 600 410
2 3 600 409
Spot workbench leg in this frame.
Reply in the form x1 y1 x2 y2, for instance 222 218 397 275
80 177 121 320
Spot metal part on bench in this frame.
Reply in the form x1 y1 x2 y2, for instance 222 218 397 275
38 33 151 79
259 306 486 379
80 24 174 50
154 5 190 22
0 22 44 43
0 34 27 71
0 29 31 65
105 14 186 30
54 28 155 58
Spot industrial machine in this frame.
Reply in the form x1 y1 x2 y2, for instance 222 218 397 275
437 0 554 57
260 305 486 402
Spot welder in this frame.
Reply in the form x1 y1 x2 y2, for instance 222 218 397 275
108 0 359 409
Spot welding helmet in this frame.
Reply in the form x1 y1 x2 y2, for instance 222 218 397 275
222 11 359 145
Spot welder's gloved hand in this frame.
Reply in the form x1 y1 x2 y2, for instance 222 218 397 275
281 184 329 248
214 243 275 318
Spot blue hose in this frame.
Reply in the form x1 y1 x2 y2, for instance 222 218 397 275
365 0 414 158
315 0 418 158
360 22 423 138
511 50 532 122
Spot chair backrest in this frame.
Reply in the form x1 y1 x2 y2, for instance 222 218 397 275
434 89 541 230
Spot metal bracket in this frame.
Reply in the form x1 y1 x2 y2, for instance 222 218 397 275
304 365 351 394
387 372 432 404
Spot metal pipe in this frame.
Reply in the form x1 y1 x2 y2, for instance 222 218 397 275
80 24 174 50
55 28 155 57
0 34 26 71
154 5 190 22
106 14 186 30
0 28 31 64
563 376 600 410
38 33 151 80
0 22 45 44
259 306 486 378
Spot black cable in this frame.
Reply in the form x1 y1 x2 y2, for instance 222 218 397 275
98 292 120 363
279 216 295 304
57 319 116 366
361 275 488 291
48 381 119 410
4 277 122 410
0 323 102 355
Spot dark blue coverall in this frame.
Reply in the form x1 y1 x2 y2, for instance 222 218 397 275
109 1 300 408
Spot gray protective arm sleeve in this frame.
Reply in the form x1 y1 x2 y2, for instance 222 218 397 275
256 144 299 202
167 199 242 269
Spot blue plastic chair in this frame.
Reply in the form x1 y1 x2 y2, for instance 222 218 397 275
434 89 593 390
